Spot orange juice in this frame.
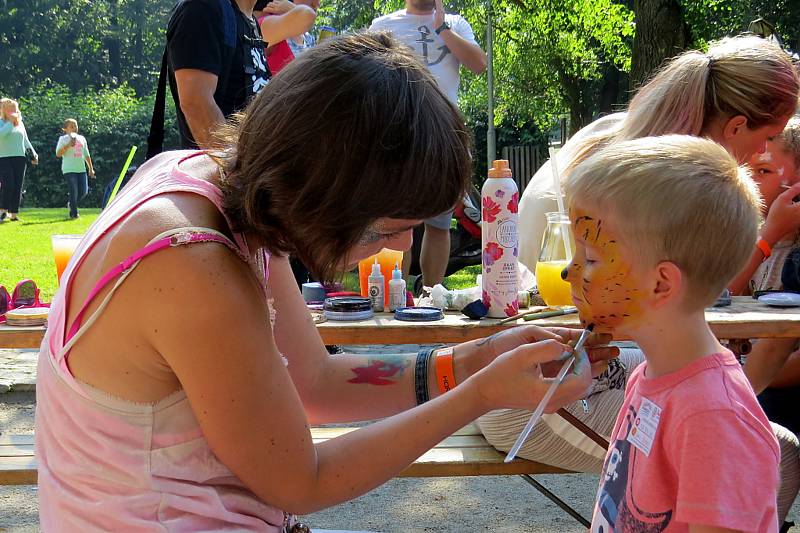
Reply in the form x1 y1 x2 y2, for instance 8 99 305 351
535 260 573 306
51 234 83 284
358 249 404 306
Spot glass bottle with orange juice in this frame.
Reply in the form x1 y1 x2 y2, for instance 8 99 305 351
358 249 403 307
535 212 574 306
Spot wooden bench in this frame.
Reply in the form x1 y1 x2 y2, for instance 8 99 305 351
1 426 594 526
0 423 569 486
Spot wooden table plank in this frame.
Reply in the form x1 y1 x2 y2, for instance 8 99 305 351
4 297 800 348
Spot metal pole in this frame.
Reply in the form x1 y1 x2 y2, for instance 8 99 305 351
486 0 496 165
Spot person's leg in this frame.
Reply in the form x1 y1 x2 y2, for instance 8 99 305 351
65 173 79 218
0 157 11 219
78 171 89 203
7 157 26 219
419 210 453 287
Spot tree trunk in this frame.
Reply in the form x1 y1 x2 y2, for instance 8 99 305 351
630 0 689 90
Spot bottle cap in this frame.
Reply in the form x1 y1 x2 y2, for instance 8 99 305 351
488 159 512 178
392 263 402 280
371 262 382 276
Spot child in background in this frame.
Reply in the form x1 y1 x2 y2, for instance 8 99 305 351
254 0 318 74
55 118 94 219
730 116 800 295
563 135 779 532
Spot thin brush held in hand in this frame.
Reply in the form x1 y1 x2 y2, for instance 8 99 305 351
504 324 594 463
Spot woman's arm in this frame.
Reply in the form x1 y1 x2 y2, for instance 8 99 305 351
266 256 615 424
21 125 37 161
743 337 798 394
143 244 591 515
259 3 316 47
730 181 800 295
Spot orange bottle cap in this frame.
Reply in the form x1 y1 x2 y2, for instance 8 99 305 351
488 159 512 178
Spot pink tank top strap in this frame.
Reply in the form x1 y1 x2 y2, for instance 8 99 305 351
62 227 247 352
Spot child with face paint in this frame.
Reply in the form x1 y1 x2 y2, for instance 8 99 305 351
563 135 778 532
730 117 800 296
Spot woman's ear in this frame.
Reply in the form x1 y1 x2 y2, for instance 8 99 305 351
722 115 749 141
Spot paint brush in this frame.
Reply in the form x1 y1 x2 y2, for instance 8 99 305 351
521 306 578 322
504 324 594 463
497 307 558 324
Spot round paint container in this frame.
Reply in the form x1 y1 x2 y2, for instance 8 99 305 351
394 306 445 322
323 296 374 321
302 282 327 303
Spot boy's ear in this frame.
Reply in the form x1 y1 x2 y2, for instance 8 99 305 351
651 261 683 308
722 115 749 141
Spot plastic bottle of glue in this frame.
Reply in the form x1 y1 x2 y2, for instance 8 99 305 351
388 263 406 311
481 160 519 318
368 260 385 312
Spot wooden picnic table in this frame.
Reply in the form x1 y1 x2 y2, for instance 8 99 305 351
2 296 800 348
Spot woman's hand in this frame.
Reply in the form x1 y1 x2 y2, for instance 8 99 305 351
264 0 293 14
761 181 800 246
453 325 618 386
468 338 593 412
31 157 38 166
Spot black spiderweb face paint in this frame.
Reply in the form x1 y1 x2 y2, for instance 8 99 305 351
564 210 644 333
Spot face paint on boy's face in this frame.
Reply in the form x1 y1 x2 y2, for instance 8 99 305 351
563 209 645 332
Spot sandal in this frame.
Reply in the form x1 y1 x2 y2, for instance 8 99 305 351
11 279 46 309
0 286 9 323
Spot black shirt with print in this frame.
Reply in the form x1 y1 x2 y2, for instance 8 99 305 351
167 0 271 148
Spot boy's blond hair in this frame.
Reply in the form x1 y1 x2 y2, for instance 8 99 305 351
63 118 79 131
777 116 800 170
565 135 762 307
0 98 17 111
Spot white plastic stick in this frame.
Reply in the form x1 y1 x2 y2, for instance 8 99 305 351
504 326 593 462
548 146 574 263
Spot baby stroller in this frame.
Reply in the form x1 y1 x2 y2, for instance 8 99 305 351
407 184 482 295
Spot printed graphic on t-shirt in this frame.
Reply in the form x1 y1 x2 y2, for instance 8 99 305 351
414 24 451 67
592 405 673 532
69 139 84 159
250 45 269 94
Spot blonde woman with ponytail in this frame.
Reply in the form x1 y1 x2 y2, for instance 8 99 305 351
517 34 799 270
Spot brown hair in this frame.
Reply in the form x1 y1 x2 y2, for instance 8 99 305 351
215 32 472 280
63 118 79 131
569 35 800 169
565 135 762 307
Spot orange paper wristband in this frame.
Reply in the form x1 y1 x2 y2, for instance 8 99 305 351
435 347 455 394
756 237 772 259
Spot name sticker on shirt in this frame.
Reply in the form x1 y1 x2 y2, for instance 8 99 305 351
627 397 662 456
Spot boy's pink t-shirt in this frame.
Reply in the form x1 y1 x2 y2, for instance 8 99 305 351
590 350 779 532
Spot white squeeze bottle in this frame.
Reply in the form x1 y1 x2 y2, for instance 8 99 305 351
368 259 385 312
389 263 406 311
481 160 519 318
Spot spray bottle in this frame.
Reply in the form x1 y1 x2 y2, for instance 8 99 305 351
481 160 519 318
389 263 406 311
368 259 385 312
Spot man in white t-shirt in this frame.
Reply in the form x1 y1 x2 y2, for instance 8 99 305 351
370 0 486 288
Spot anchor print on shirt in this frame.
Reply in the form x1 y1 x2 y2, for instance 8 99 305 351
593 405 672 532
415 24 450 66
250 47 270 94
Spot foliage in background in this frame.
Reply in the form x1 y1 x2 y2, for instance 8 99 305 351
2 0 799 207
18 84 179 208
0 0 172 97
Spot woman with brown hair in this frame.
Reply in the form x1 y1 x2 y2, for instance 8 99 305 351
34 33 613 531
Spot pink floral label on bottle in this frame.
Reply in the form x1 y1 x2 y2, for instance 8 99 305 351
482 178 519 318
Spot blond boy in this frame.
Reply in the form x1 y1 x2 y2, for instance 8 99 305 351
563 136 779 532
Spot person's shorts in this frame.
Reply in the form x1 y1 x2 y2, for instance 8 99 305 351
424 210 454 231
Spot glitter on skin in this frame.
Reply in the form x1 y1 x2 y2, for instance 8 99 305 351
564 208 646 333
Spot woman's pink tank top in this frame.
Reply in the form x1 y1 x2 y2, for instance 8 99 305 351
35 151 289 531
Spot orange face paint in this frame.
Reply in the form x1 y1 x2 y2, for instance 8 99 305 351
563 208 645 333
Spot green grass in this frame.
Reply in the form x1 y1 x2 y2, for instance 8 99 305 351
0 208 479 303
0 208 100 301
